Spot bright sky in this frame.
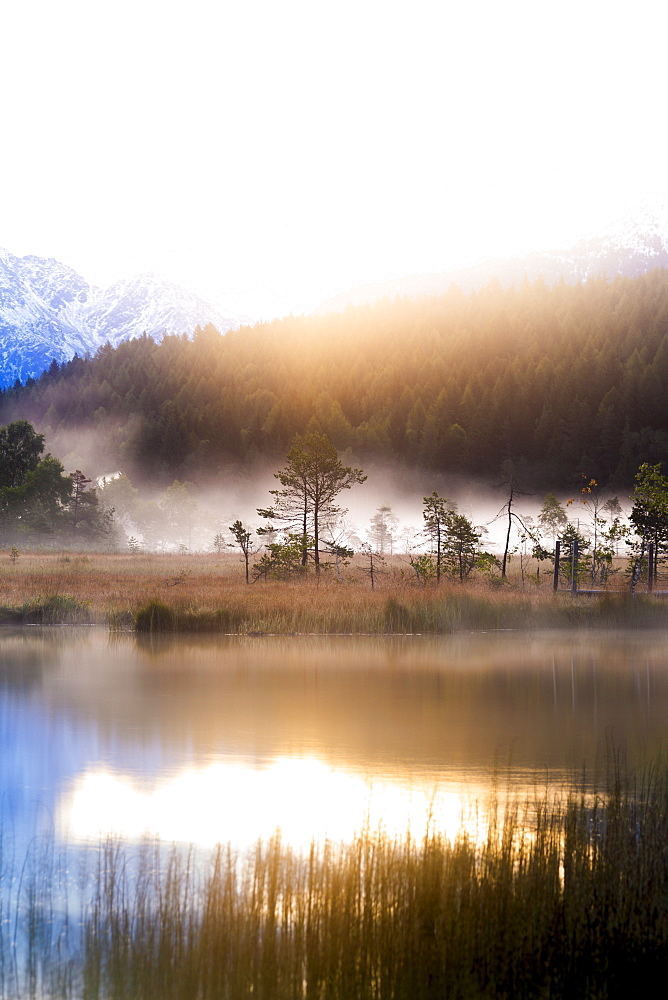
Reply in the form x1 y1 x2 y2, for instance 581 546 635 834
2 0 665 319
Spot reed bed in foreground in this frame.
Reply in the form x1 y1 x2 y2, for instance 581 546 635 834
2 550 668 633
4 762 668 999
130 590 668 635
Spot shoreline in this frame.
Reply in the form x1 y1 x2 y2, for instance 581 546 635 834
0 550 666 633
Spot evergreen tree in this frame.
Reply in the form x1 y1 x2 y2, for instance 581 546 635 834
229 519 255 584
367 505 399 554
261 433 366 576
69 470 113 542
22 455 73 537
422 491 455 583
442 511 482 582
0 420 88 545
0 420 44 488
538 494 568 545
629 463 668 590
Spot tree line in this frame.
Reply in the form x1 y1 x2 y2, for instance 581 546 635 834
227 444 668 588
3 270 668 486
4 419 668 591
0 420 111 546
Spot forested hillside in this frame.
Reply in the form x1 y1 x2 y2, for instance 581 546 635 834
2 270 668 487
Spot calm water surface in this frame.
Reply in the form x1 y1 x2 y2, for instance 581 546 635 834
2 627 667 852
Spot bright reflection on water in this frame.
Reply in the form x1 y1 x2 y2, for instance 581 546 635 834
61 759 482 849
2 627 667 853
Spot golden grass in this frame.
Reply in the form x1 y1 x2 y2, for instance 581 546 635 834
0 550 666 633
6 759 668 999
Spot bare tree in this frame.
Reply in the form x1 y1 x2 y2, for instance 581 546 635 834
494 465 535 578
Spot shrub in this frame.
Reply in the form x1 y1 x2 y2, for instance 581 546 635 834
135 599 176 632
21 594 93 624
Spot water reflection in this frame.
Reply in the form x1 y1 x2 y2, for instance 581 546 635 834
61 758 487 849
1 628 667 851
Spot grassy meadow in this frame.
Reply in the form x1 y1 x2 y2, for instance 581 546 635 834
3 758 668 999
0 548 667 634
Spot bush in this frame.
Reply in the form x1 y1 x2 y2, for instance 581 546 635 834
135 599 176 632
21 594 93 624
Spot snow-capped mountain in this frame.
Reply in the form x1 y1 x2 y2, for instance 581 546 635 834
315 202 668 314
0 249 243 388
89 273 240 349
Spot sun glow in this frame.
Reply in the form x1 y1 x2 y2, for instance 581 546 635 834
2 1 665 319
59 756 494 851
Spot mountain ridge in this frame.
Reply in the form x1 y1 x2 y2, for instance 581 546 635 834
0 248 244 387
4 202 668 389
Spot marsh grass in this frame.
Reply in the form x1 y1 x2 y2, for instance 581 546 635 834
130 588 668 635
2 551 668 633
4 761 668 999
20 595 93 625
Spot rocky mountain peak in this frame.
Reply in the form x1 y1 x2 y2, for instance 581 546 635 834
0 252 242 388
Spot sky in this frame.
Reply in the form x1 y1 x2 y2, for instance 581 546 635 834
2 0 666 320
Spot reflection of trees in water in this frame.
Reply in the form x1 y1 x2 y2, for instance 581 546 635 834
0 628 664 790
0 627 99 691
0 649 43 690
3 630 665 777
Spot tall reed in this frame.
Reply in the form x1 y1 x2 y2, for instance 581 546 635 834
5 761 668 998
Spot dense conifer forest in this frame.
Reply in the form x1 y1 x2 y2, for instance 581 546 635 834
2 269 668 486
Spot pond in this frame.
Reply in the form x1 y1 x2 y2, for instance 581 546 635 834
2 627 667 854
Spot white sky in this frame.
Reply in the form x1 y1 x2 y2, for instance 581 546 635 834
1 0 666 319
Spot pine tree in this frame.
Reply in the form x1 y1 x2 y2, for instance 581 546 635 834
422 492 454 583
229 520 255 583
260 433 366 576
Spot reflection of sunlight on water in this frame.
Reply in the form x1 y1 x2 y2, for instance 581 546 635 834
58 756 497 851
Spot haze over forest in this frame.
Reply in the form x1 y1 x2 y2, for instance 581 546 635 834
1 264 667 556
3 269 666 488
